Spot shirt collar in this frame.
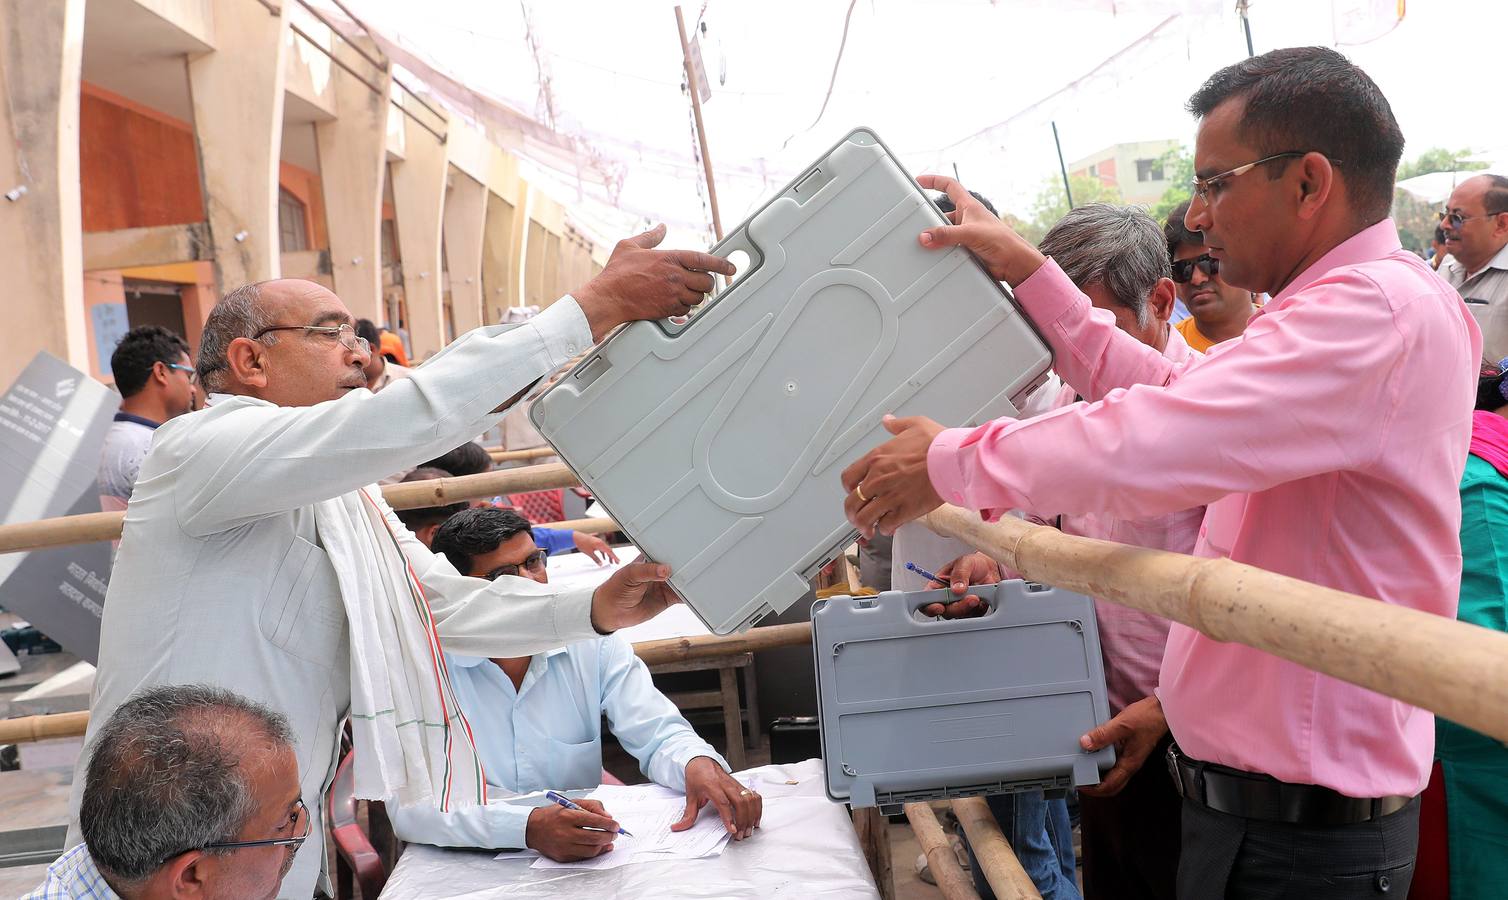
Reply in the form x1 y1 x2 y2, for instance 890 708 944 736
112 411 161 429
449 646 571 670
1475 241 1508 277
1271 218 1403 306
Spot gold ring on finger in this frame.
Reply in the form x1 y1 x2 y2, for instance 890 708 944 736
739 790 752 796
854 484 868 503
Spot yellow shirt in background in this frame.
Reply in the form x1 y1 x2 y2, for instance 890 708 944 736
1175 316 1218 353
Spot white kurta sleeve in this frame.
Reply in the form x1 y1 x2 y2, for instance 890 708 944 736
163 298 591 536
387 796 536 850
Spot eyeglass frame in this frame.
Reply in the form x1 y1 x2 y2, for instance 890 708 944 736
251 323 371 355
1439 210 1507 230
197 322 370 377
484 548 549 580
163 798 311 863
165 362 198 385
1170 253 1220 284
1191 151 1343 202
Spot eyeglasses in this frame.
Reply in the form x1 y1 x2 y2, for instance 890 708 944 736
1191 151 1343 201
164 798 310 863
485 549 549 580
1171 253 1220 284
1439 210 1506 230
252 323 370 355
166 363 198 385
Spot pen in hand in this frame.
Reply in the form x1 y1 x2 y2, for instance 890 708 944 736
905 561 945 586
544 790 634 837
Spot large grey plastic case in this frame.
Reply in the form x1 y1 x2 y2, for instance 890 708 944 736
529 127 1052 634
812 583 1115 810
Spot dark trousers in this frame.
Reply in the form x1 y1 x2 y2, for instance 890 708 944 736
1177 794 1421 899
1078 735 1181 900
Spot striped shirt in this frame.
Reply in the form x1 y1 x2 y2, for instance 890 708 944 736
21 844 121 899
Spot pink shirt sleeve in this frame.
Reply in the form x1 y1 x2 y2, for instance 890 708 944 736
928 263 1402 521
1010 259 1203 402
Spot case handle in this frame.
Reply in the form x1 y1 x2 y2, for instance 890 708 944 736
659 227 763 336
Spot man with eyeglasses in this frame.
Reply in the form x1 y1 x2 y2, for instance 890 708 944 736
98 326 198 506
842 48 1478 897
1440 174 1508 361
1163 199 1261 353
69 224 737 898
27 684 303 900
386 506 761 862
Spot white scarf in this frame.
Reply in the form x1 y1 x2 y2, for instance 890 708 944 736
312 487 487 811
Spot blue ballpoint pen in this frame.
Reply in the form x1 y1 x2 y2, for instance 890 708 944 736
544 790 633 837
905 561 946 586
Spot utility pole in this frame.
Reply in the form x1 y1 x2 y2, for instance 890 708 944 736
1236 0 1255 57
1052 121 1074 210
674 5 724 240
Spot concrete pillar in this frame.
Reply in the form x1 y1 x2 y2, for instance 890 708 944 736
480 191 519 323
389 111 448 360
0 0 88 387
442 168 486 336
315 37 389 323
187 0 289 293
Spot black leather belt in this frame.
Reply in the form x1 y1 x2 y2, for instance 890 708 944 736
1166 743 1413 827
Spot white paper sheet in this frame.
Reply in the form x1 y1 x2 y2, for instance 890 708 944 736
529 796 735 870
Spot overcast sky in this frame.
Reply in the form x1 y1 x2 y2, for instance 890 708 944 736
345 0 1507 247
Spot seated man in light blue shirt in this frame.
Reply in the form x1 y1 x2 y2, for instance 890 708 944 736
388 507 762 862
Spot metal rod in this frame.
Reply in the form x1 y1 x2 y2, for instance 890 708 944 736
391 75 449 126
292 0 388 72
1237 0 1255 57
392 96 448 144
289 23 386 98
674 6 724 240
251 0 281 15
1051 120 1074 210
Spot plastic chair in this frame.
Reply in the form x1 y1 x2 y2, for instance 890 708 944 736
328 749 389 900
507 489 565 525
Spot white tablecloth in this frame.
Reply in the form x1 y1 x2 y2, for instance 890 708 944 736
377 759 878 899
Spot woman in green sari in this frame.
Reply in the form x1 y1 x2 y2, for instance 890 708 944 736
1413 362 1508 899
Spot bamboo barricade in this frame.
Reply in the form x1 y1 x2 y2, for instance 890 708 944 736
951 797 1041 900
923 504 1508 746
486 446 558 464
0 623 814 745
903 803 980 900
0 463 586 556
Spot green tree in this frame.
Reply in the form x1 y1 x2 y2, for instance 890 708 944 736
1018 174 1123 245
1397 147 1487 181
1147 145 1195 224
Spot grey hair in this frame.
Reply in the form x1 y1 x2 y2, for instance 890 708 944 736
80 684 294 887
195 282 277 393
1038 203 1172 328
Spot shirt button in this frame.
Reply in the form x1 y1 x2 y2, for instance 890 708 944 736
1376 874 1391 892
566 343 578 354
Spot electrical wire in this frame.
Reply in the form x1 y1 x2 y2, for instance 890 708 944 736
781 0 860 150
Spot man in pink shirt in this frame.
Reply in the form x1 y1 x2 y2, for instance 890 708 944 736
841 48 1480 897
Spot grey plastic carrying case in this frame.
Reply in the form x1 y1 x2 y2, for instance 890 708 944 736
812 582 1116 811
528 127 1052 634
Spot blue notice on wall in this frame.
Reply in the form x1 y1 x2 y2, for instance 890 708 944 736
91 302 130 374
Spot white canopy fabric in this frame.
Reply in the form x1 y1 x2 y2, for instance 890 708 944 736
326 0 1502 248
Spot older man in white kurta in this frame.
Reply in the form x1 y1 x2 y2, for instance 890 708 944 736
67 226 733 898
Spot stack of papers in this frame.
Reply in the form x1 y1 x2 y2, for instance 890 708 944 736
529 796 733 870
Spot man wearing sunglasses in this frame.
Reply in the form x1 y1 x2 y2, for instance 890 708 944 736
843 48 1478 897
70 224 736 898
1440 174 1508 361
98 326 198 506
1163 199 1261 353
27 684 302 900
387 506 760 862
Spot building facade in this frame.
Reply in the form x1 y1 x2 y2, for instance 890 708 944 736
1068 138 1180 208
0 0 608 388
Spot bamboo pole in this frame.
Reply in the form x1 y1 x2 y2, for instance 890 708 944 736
674 5 724 240
950 797 1041 900
487 446 559 463
550 517 617 535
0 710 89 745
0 624 814 744
632 621 811 666
902 803 980 900
0 464 584 555
923 504 1508 746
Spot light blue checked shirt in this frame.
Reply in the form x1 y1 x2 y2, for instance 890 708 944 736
21 844 121 899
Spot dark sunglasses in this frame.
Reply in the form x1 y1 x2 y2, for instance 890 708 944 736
1171 253 1220 284
485 549 548 580
1440 210 1505 230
